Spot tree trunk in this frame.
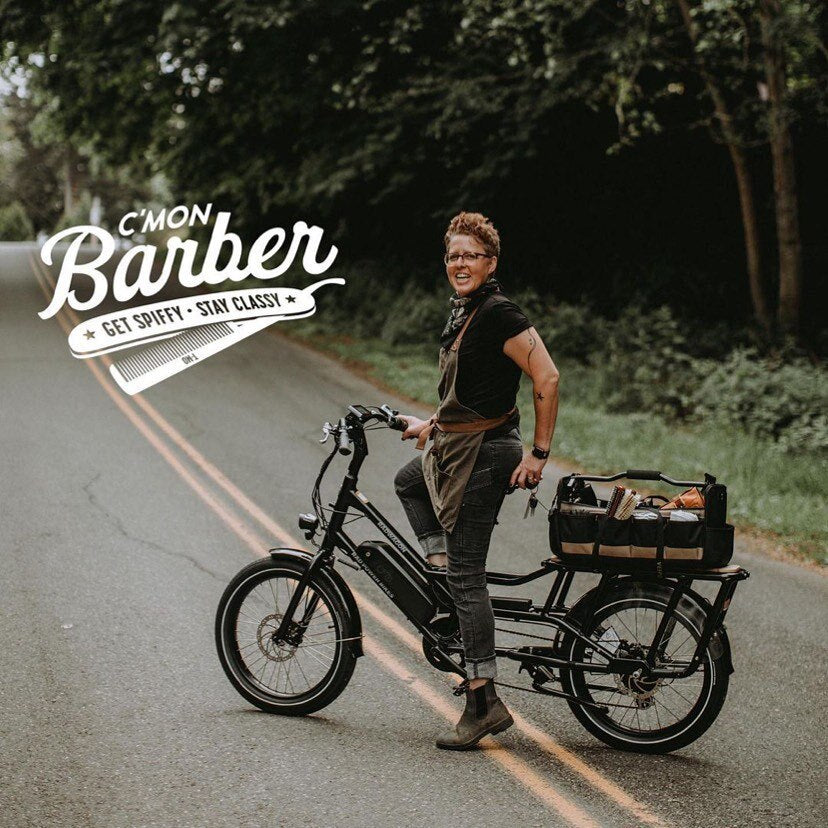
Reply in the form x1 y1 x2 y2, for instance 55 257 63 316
759 0 804 338
675 0 773 337
725 137 772 337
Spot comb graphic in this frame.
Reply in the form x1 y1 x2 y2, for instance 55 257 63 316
106 278 343 395
109 316 288 394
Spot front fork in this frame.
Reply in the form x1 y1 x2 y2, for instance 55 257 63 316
271 548 330 645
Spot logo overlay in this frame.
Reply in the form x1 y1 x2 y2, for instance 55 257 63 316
38 204 343 394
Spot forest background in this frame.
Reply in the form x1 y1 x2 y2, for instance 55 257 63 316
1 0 826 561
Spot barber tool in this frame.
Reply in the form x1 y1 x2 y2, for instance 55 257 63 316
109 316 279 394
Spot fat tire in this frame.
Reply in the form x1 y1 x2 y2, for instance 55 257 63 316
559 582 729 754
215 557 357 715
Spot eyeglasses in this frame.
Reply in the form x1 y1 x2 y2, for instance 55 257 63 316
444 252 493 265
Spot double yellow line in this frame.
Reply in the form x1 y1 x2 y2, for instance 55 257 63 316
30 253 669 828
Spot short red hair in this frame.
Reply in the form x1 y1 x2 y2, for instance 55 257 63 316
444 211 500 258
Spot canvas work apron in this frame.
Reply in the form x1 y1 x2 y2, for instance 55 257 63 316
417 304 516 533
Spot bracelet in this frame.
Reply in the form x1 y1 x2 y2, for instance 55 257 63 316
531 445 550 460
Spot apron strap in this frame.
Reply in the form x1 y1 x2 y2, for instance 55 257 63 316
415 408 516 451
415 306 481 451
450 305 480 352
415 415 439 451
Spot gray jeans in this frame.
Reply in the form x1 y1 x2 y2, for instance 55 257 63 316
394 432 523 679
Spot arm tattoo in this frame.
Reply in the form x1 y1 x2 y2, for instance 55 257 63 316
526 332 536 369
536 392 544 400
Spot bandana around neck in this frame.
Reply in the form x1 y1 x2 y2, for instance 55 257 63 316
441 278 502 339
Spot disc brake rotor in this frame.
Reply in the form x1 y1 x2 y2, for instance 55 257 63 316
256 613 296 662
614 644 663 708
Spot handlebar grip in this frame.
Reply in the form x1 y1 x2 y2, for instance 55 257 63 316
337 420 352 455
625 469 662 481
388 417 407 432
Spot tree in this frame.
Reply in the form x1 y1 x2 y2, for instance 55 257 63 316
460 0 827 339
2 0 824 338
675 0 771 336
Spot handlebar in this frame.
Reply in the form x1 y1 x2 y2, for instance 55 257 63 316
328 404 543 492
388 416 407 432
321 404 406 450
337 418 351 455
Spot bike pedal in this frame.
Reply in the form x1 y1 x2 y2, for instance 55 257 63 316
517 646 558 686
532 666 557 687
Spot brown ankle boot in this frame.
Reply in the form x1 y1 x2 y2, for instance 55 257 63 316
435 680 514 750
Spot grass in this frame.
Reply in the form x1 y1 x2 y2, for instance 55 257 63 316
283 321 827 566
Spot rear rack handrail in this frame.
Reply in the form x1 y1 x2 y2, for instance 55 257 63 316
562 469 716 488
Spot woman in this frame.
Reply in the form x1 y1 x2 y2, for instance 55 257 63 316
395 211 560 750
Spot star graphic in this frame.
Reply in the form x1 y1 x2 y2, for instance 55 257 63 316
83 329 95 340
286 295 296 304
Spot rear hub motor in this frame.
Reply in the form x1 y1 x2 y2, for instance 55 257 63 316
616 644 662 709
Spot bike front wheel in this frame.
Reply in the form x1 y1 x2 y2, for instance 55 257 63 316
215 557 358 715
559 581 730 753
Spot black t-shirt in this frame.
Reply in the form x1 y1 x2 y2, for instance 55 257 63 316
439 293 533 418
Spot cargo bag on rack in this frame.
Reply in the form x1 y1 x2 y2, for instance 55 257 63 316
548 475 734 571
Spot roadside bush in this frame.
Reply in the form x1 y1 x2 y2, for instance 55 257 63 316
381 283 448 345
693 349 828 453
312 260 397 338
599 305 705 420
0 201 34 240
310 273 826 456
540 301 610 363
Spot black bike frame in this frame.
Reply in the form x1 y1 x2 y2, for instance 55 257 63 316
273 415 748 686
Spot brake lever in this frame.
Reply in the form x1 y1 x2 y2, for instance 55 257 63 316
320 422 333 443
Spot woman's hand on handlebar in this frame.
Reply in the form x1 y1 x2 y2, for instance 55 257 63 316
398 414 433 441
510 451 547 489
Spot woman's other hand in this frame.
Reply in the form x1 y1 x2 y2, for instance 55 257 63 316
509 450 547 489
399 414 434 441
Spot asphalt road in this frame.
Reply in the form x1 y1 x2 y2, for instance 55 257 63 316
2 242 826 828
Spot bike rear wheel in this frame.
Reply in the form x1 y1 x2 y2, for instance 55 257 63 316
215 557 358 715
559 582 729 753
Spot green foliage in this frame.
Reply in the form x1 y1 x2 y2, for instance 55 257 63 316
599 305 704 420
52 192 93 233
310 282 826 455
381 283 448 346
2 0 826 343
0 91 64 232
693 348 828 453
539 301 612 363
0 200 34 239
311 261 400 340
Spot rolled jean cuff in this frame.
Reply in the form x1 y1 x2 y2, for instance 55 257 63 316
465 656 497 680
419 531 447 560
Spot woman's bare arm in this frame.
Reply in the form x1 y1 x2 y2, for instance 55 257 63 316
503 327 560 487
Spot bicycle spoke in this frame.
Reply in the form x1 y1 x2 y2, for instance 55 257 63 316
652 694 682 722
269 578 280 613
300 646 331 670
230 569 345 700
294 656 313 691
663 682 696 707
565 592 722 741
